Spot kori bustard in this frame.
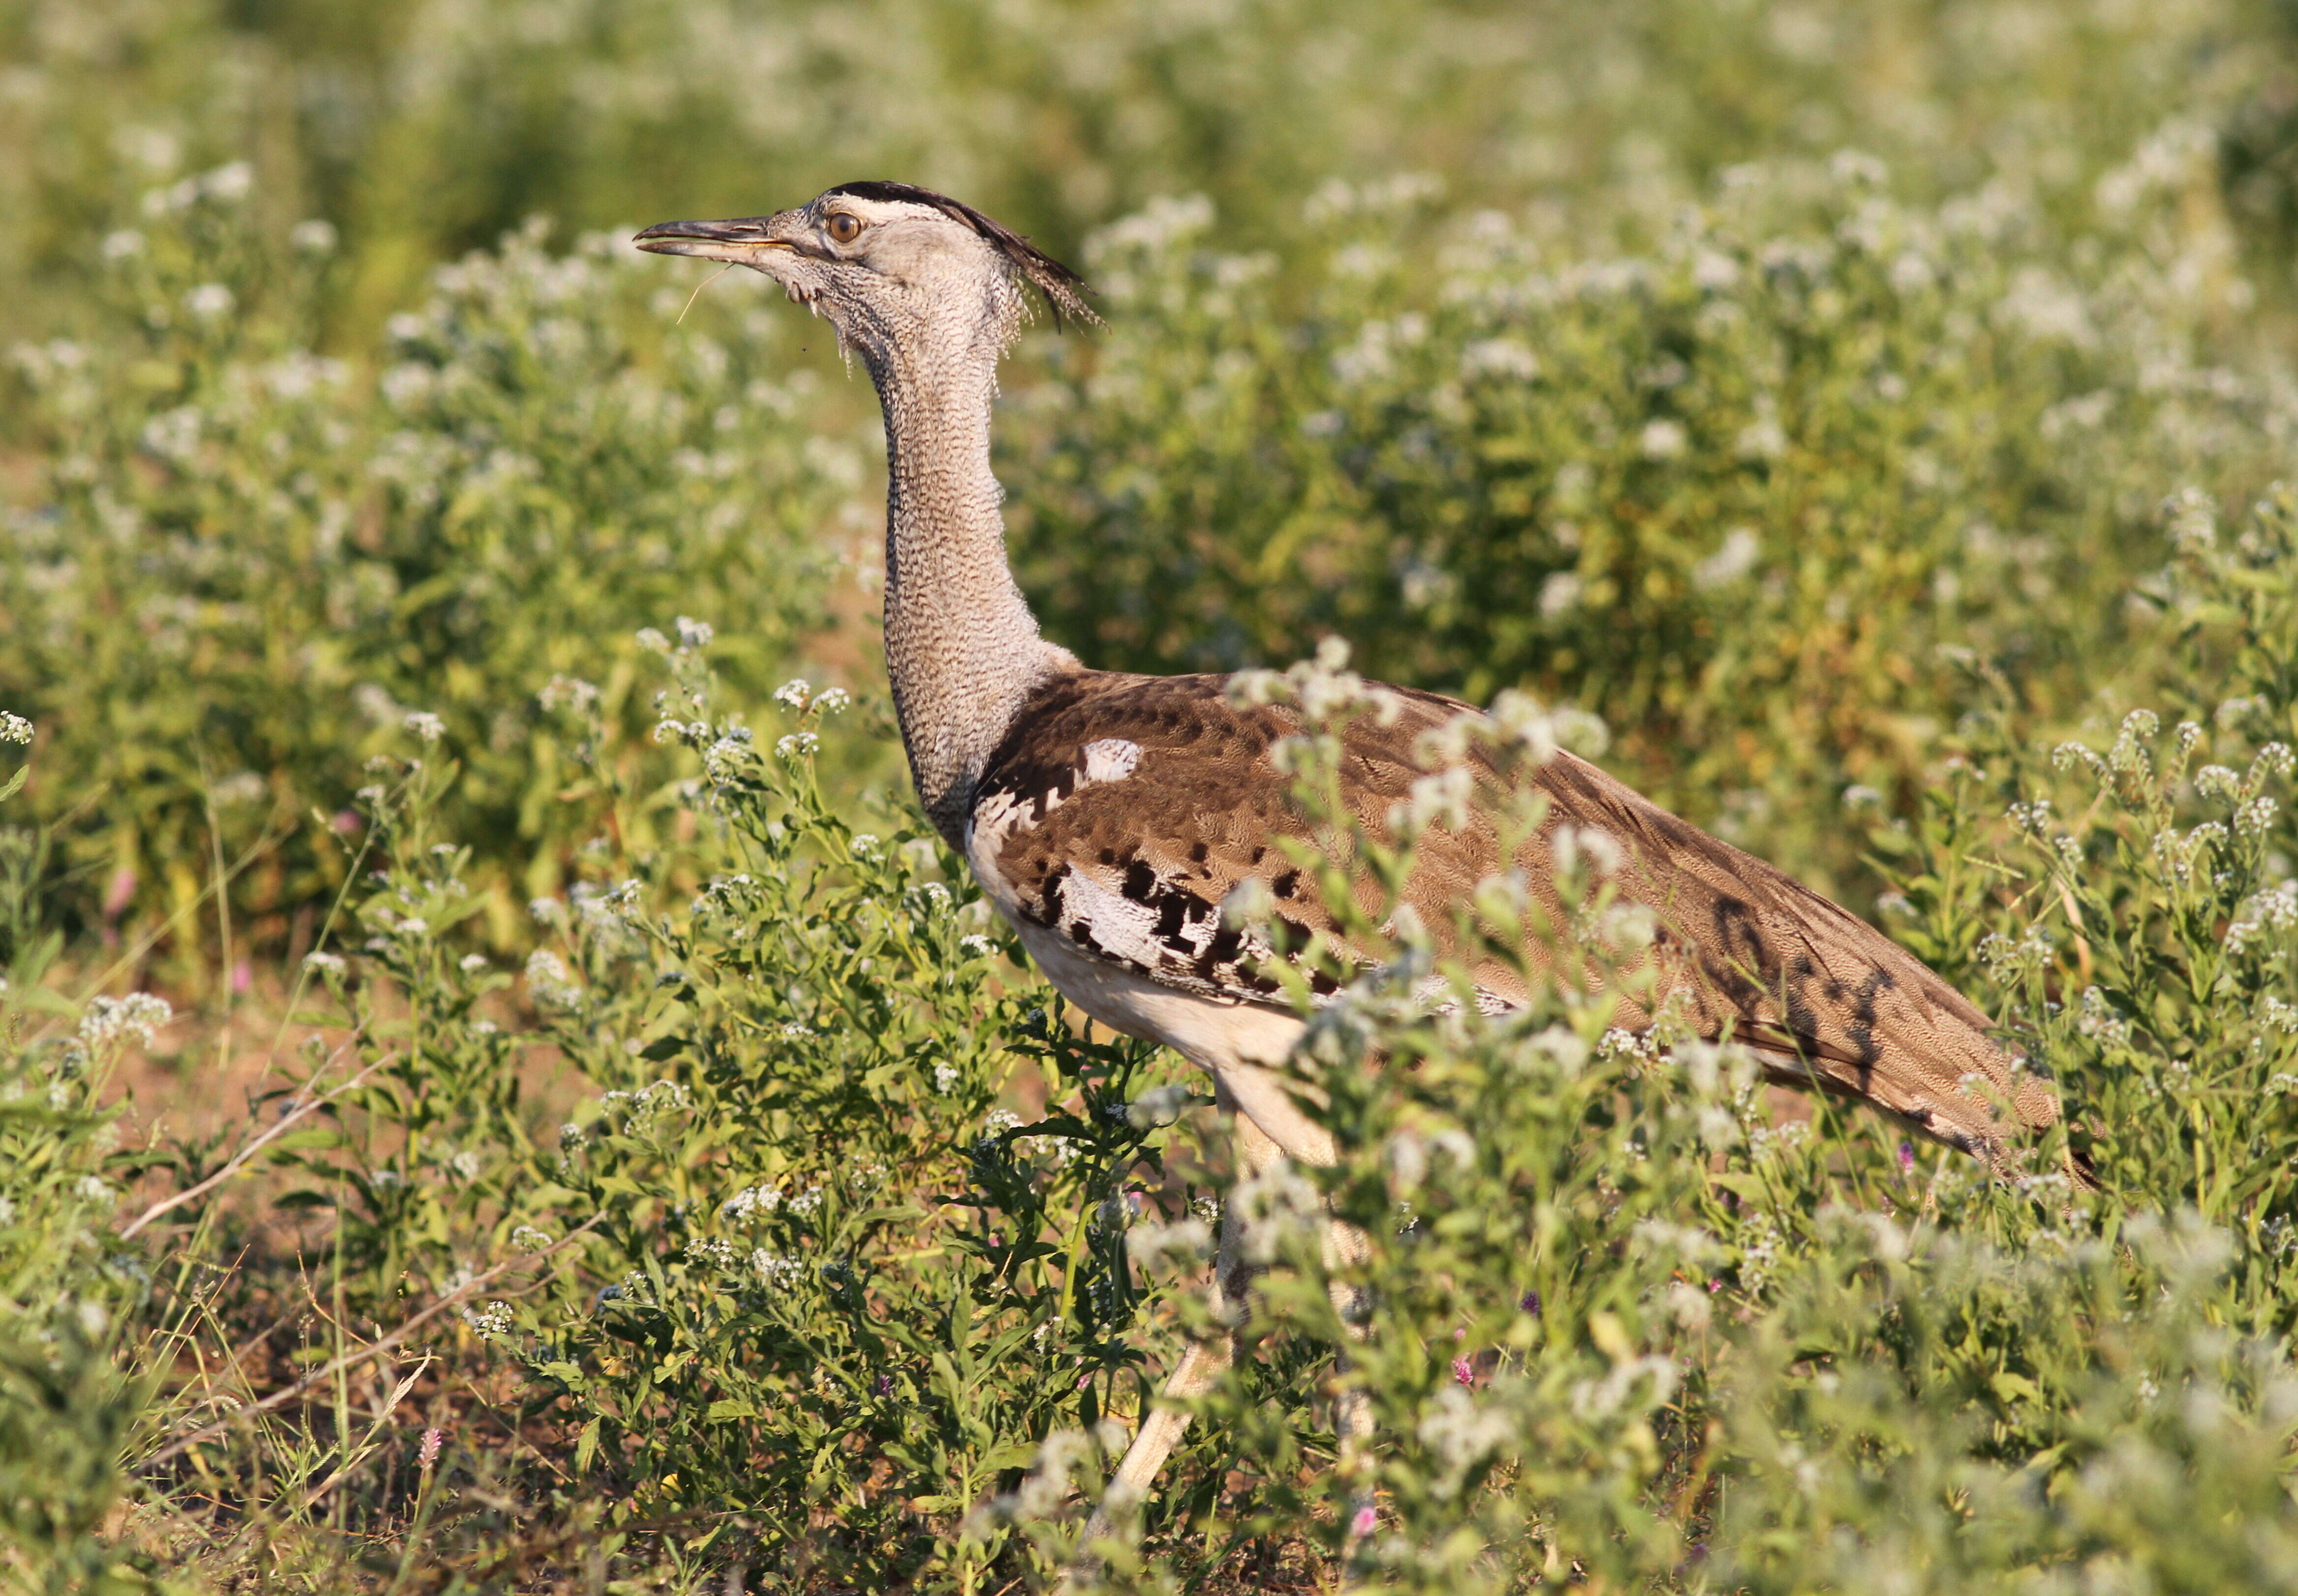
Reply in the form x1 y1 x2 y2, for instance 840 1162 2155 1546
636 183 2069 1540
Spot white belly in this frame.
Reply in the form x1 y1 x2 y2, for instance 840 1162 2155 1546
1007 912 1334 1166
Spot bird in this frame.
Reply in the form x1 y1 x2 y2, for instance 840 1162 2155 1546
635 182 2072 1549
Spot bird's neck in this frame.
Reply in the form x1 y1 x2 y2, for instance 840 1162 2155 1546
871 342 1074 843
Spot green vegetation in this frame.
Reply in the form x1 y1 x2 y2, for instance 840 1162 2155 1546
5 0 2298 1589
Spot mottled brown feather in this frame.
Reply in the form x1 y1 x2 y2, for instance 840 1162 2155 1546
972 670 2061 1158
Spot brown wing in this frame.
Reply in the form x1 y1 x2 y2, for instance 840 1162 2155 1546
969 670 2059 1156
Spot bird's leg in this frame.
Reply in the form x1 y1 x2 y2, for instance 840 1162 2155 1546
1073 1100 1281 1572
1325 1214 1377 1553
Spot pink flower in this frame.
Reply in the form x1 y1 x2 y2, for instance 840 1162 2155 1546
1898 1140 1917 1174
231 959 252 995
418 1427 444 1469
1452 1355 1475 1386
1351 1504 1378 1538
102 867 136 919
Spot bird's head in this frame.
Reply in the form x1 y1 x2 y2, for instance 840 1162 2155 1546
635 182 1095 383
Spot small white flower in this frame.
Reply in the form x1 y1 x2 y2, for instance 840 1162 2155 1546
459 953 489 973
510 1225 553 1252
403 711 445 743
752 1247 804 1288
675 616 715 649
1639 419 1687 459
303 951 346 977
960 934 995 957
775 732 819 761
201 160 253 201
850 834 880 859
289 218 337 254
814 686 852 714
635 627 671 653
78 993 172 1050
0 712 31 744
684 1235 739 1270
932 1062 960 1095
538 676 600 714
183 282 235 320
460 1300 514 1337
773 679 812 711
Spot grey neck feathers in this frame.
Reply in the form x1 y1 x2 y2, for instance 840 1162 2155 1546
865 313 1076 844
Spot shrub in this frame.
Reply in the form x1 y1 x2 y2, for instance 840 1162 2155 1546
2 190 873 965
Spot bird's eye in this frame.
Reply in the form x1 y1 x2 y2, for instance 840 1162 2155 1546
825 213 863 245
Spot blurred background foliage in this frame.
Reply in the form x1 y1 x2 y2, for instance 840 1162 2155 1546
6 0 2298 972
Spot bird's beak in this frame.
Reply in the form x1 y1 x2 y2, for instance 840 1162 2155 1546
632 216 797 265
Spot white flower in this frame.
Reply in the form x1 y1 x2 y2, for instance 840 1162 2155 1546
1126 1083 1196 1129
932 1062 960 1095
960 934 995 957
1127 1217 1213 1272
201 160 253 202
775 732 818 761
1692 526 1761 589
0 712 32 744
538 676 600 714
1638 419 1687 459
524 948 582 1009
183 283 235 320
460 1300 514 1337
459 953 489 973
303 951 346 977
403 711 445 743
773 679 812 711
684 1235 739 1271
722 1184 784 1221
510 1225 553 1252
289 219 337 254
674 615 714 649
850 834 880 859
752 1248 804 1288
78 993 172 1050
814 686 852 714
100 229 143 263
635 627 671 653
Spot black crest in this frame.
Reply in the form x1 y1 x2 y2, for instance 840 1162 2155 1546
827 180 1100 329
